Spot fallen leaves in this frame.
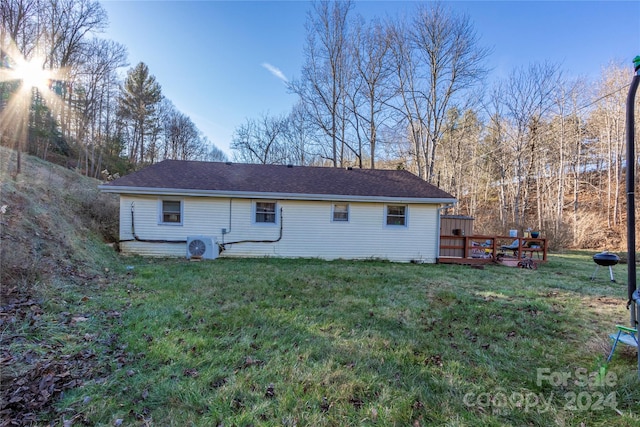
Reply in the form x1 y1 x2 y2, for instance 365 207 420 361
0 356 89 425
320 396 331 412
183 368 199 378
348 396 364 410
265 383 276 398
424 354 443 367
0 279 130 426
239 356 265 370
209 377 227 389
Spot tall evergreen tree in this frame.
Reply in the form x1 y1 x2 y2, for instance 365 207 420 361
118 62 162 165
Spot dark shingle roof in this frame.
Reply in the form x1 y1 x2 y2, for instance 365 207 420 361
102 160 455 201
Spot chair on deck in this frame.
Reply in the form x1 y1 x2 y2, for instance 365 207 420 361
500 239 520 256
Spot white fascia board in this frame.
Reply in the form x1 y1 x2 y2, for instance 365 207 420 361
98 185 457 205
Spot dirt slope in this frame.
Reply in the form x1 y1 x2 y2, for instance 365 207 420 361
0 148 119 424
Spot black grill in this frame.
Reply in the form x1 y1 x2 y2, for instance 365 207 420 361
593 252 620 266
591 251 620 282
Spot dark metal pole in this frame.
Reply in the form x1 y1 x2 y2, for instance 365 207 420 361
626 56 640 331
634 290 640 379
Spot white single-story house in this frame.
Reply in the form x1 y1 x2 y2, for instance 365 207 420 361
99 160 456 263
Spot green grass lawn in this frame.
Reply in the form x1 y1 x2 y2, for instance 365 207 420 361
55 252 640 426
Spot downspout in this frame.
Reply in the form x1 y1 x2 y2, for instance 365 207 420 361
626 57 640 329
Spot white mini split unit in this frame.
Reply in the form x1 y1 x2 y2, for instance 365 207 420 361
186 236 218 260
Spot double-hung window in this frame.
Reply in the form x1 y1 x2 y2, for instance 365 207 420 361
386 205 407 226
332 203 349 222
160 200 182 224
255 201 277 223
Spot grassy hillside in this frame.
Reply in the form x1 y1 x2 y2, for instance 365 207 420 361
0 148 121 424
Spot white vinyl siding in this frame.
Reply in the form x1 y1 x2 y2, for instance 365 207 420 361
221 201 438 262
118 196 440 262
120 196 224 257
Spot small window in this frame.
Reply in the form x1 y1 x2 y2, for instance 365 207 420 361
386 205 407 226
332 203 349 222
161 200 182 224
255 201 276 223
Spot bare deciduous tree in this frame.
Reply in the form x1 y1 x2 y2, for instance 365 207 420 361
74 37 127 176
348 17 394 169
290 0 354 167
231 113 290 165
496 62 562 227
588 65 630 228
389 2 490 182
416 3 488 182
160 100 208 161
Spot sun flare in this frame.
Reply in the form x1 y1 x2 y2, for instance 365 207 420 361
0 37 69 166
12 57 51 91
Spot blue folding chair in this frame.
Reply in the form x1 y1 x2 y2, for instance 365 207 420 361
607 325 638 362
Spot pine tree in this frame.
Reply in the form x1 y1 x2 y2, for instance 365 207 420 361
118 62 162 165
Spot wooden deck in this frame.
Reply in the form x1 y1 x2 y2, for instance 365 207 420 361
438 235 548 265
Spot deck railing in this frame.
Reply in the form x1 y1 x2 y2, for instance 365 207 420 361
438 235 548 264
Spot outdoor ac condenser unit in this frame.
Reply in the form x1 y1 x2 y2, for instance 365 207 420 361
186 236 218 260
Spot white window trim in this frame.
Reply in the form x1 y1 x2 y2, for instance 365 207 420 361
158 199 184 226
331 202 350 222
253 200 279 225
385 204 408 227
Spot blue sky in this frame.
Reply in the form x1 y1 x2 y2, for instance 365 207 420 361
101 1 640 157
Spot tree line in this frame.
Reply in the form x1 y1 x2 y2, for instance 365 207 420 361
0 0 226 180
1 0 638 248
231 1 638 248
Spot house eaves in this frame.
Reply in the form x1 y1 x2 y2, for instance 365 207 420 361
98 184 457 205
